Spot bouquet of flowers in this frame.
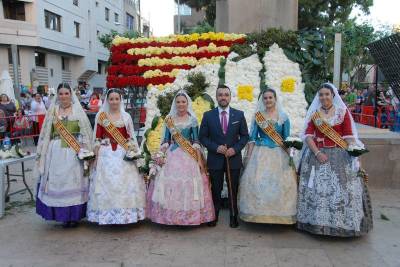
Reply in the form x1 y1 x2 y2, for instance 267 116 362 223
148 151 166 178
283 136 303 150
78 149 95 161
78 149 96 176
347 143 369 157
124 139 142 161
283 137 303 170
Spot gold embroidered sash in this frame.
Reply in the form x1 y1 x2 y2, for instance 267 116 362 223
255 111 298 182
98 112 133 151
53 114 81 153
165 115 199 161
255 111 287 150
311 112 348 149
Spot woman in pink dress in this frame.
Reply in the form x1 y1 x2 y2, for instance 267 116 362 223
146 91 215 225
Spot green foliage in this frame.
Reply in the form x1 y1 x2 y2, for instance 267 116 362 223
183 72 210 99
218 58 226 85
157 92 176 117
175 0 216 26
157 72 211 117
324 20 391 84
298 0 373 30
98 30 141 49
151 116 160 130
231 29 299 61
190 21 215 34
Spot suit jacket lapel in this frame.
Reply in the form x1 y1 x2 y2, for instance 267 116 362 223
227 109 235 135
214 108 224 135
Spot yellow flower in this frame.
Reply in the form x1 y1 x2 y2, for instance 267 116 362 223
237 85 254 102
146 118 164 154
192 96 212 124
112 33 246 46
281 77 296 93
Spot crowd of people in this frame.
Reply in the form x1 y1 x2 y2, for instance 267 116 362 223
34 82 373 238
340 85 400 131
0 84 103 144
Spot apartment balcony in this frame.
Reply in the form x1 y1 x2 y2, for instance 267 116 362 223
0 19 38 46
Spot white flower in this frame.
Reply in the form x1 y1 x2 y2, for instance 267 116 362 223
136 158 146 168
347 143 365 151
285 137 302 142
78 149 95 160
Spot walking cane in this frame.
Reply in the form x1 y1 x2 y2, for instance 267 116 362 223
225 154 236 217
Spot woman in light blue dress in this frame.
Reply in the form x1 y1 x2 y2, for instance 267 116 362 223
239 89 297 224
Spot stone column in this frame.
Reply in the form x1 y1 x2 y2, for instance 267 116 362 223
216 0 298 33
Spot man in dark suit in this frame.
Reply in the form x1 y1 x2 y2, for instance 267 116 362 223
199 85 249 228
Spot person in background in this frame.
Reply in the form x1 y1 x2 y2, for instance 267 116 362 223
12 109 30 140
345 88 357 112
81 84 93 108
30 93 47 145
0 94 17 117
20 93 30 111
0 109 7 139
42 93 50 109
88 93 102 113
0 94 17 137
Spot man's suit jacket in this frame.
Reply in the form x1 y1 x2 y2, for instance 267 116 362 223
199 107 249 170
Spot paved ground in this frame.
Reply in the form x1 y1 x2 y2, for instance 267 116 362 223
0 156 400 267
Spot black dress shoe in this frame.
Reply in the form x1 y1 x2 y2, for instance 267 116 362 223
207 220 217 227
230 216 239 228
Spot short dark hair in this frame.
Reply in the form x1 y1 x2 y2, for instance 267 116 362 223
57 83 72 93
216 84 231 96
319 83 335 97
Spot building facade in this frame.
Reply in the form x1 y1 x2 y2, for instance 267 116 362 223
0 0 141 92
216 0 298 33
174 4 205 34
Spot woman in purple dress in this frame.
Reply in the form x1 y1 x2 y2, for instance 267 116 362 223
35 83 93 227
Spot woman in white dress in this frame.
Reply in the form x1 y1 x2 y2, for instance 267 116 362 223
87 89 146 225
36 83 93 227
239 89 297 224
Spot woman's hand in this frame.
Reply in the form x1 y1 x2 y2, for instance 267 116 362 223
160 143 169 153
316 152 328 164
199 161 206 175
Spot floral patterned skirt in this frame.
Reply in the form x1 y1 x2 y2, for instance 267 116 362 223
87 145 146 225
297 148 373 237
146 147 215 225
238 146 297 224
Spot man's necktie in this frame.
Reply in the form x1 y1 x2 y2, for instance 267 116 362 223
221 110 228 135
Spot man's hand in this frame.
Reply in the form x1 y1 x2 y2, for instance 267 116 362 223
217 145 227 154
225 148 236 157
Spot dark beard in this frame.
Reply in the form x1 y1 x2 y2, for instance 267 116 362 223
218 101 229 108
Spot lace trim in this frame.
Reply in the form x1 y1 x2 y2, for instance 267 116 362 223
320 107 347 126
87 208 145 225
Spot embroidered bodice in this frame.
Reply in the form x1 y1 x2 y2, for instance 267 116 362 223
250 116 290 148
162 116 199 151
96 119 129 151
305 107 353 148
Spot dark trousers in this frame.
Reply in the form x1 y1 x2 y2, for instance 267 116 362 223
32 121 39 145
209 160 241 220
